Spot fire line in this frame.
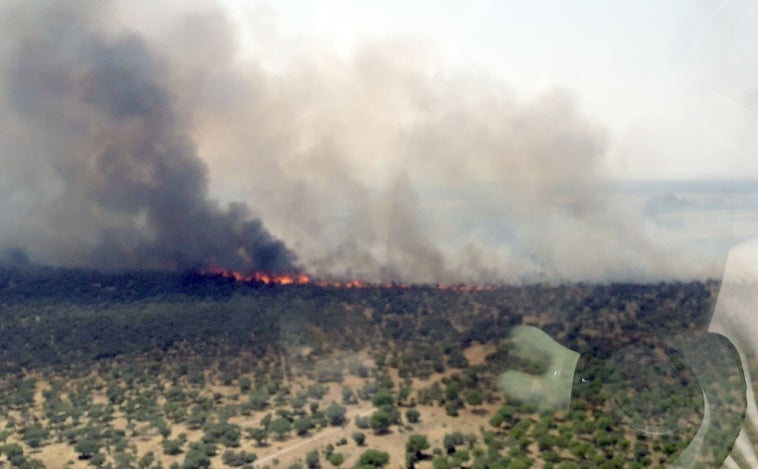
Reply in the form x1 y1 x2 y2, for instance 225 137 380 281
201 266 495 291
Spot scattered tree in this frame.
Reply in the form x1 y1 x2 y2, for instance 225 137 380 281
358 449 390 468
352 432 366 446
293 417 313 436
305 450 320 469
269 418 291 440
75 438 101 460
406 434 430 466
247 427 268 446
324 403 347 426
370 410 392 434
328 452 344 467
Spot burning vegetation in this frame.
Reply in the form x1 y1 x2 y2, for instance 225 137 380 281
201 265 495 291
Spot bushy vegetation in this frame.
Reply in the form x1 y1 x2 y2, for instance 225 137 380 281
0 266 732 468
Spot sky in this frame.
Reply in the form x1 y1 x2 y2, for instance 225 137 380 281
219 0 758 181
1 0 757 282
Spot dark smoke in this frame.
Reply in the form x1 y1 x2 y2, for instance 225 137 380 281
0 1 724 282
0 1 294 273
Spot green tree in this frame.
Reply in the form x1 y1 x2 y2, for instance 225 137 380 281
352 432 366 446
21 422 49 449
354 415 371 429
293 417 313 436
324 403 347 426
2 444 24 465
327 453 345 467
305 450 320 469
406 434 430 466
505 456 532 469
451 449 470 467
247 427 268 446
269 417 291 440
447 349 468 369
370 410 392 434
203 422 241 447
406 434 430 454
432 455 451 469
113 450 136 468
164 401 188 423
358 449 390 468
189 441 217 458
291 395 308 411
541 450 561 464
222 450 257 467
248 392 269 411
153 417 172 439
89 453 107 467
19 459 45 469
186 409 208 430
182 448 211 469
372 390 394 409
444 400 462 417
138 451 155 469
163 439 184 455
75 438 101 459
342 387 356 404
489 405 517 428
405 408 420 424
307 384 328 399
443 432 464 454
557 462 579 469
397 385 411 406
465 390 483 407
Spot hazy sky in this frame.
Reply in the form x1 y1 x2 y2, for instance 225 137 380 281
220 0 758 180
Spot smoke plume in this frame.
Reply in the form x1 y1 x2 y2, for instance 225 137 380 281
0 0 294 273
0 1 722 282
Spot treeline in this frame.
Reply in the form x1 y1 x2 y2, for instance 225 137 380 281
0 266 718 378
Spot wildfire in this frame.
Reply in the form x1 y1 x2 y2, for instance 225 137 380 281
201 266 496 291
203 266 311 286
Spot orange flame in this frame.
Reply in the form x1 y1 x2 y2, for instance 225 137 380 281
201 266 496 291
203 266 311 286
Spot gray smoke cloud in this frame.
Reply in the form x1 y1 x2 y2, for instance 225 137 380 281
0 0 295 273
0 0 723 282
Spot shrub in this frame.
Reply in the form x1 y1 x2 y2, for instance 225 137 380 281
327 453 344 467
352 432 366 446
358 449 390 468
